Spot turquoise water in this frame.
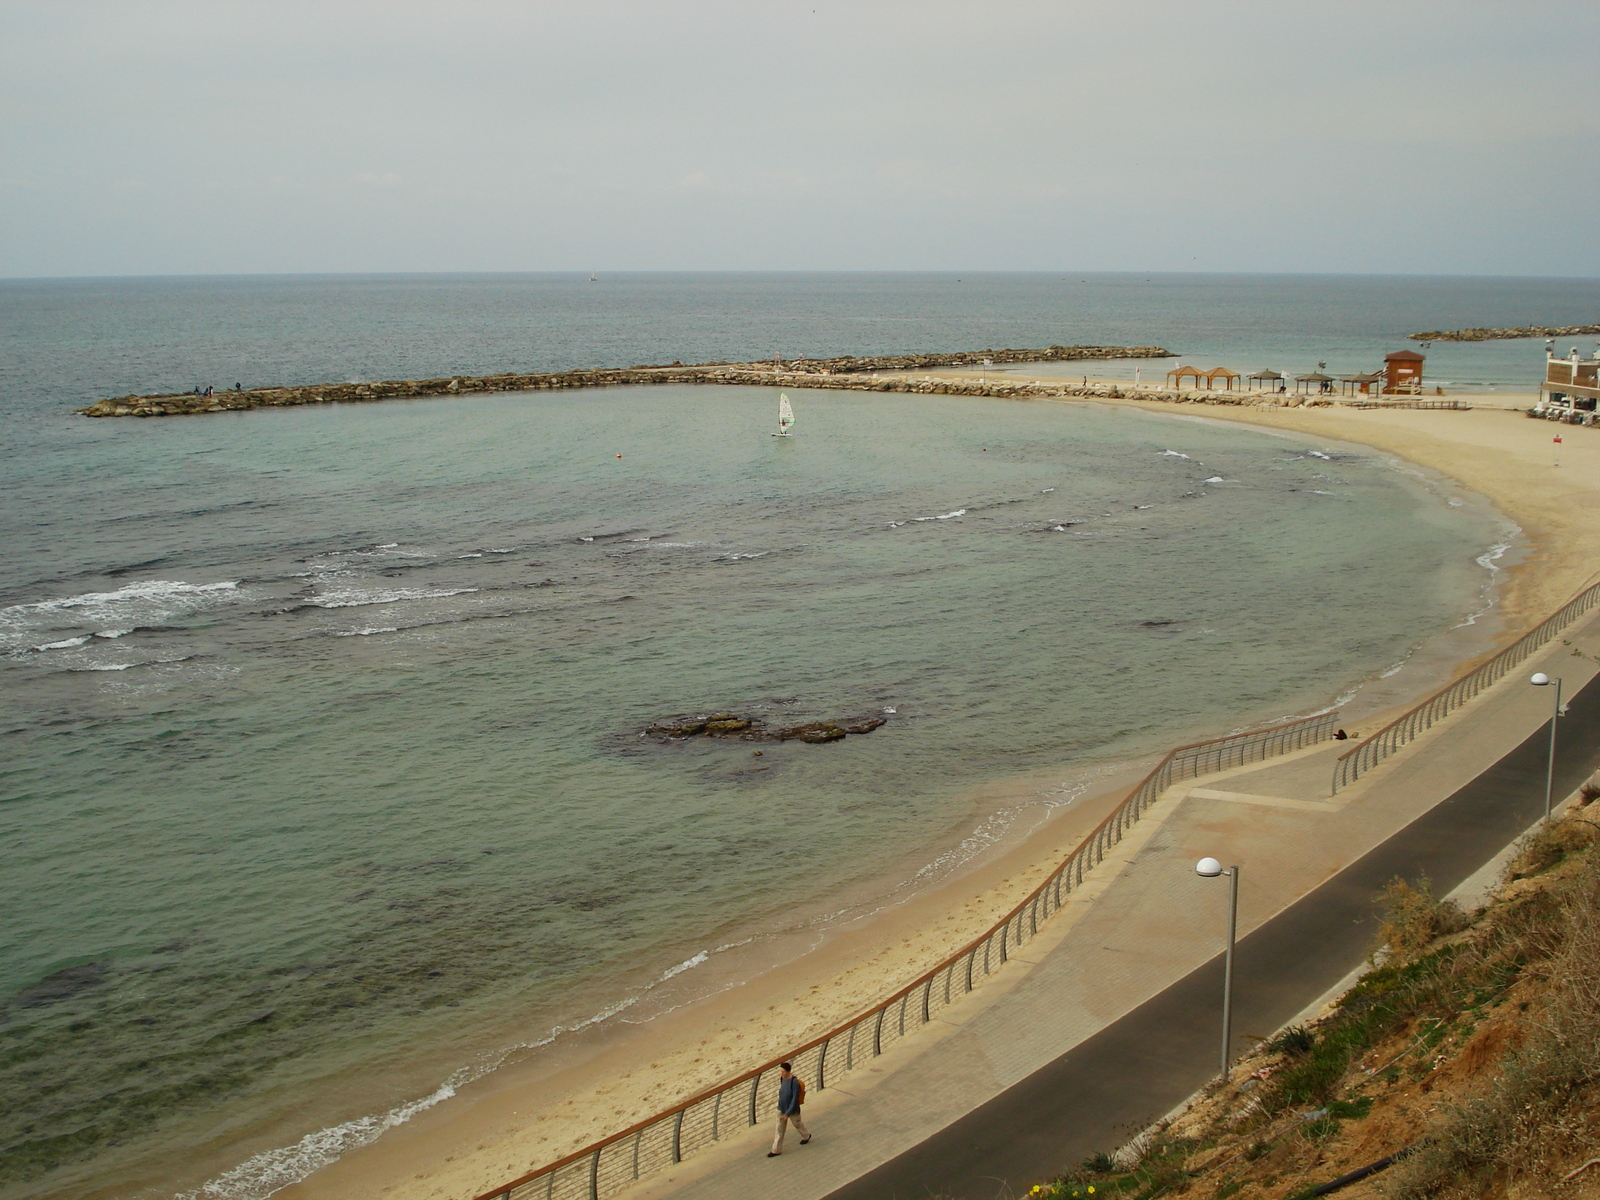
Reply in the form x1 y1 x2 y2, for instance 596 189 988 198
0 273 1548 1198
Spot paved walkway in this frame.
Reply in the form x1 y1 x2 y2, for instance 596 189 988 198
617 612 1600 1200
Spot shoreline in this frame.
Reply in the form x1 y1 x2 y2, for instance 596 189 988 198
255 386 1600 1200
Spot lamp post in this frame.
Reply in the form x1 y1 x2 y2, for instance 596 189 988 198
1195 857 1240 1079
1530 673 1566 822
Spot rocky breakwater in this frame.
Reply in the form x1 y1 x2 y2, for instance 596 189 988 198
1410 323 1600 342
75 344 1173 418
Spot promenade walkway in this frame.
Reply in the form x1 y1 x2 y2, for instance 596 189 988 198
616 609 1600 1200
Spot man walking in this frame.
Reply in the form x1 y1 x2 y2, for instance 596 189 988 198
766 1062 811 1157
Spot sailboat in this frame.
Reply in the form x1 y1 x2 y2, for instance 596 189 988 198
773 393 795 437
588 272 597 283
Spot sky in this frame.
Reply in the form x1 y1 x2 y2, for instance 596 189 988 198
2 0 1598 279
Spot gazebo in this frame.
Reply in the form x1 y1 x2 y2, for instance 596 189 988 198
1246 369 1285 392
1205 367 1240 391
1340 372 1383 397
1295 372 1335 395
1167 365 1207 389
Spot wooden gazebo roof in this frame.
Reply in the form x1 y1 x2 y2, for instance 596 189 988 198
1248 369 1283 380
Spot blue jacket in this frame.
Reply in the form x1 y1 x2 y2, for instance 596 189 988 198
777 1075 802 1115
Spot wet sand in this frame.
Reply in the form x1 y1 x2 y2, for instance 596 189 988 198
277 387 1600 1200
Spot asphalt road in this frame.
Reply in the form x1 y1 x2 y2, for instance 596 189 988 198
823 671 1600 1200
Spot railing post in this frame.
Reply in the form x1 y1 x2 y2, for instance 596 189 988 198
632 1130 642 1179
748 1074 760 1126
873 1006 886 1055
817 1036 830 1088
590 1148 601 1200
711 1090 722 1141
922 975 933 1022
965 947 976 992
671 1111 685 1164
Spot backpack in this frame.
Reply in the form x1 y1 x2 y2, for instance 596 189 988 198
796 1077 806 1105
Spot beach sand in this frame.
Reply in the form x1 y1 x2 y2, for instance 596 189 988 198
276 388 1600 1200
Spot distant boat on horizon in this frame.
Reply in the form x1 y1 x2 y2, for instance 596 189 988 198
773 393 795 437
588 272 597 282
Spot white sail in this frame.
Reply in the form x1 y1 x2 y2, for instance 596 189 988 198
777 394 795 435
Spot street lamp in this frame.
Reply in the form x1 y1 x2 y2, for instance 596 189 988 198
1530 673 1567 822
1196 857 1240 1079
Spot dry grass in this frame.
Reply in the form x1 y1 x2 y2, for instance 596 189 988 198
1387 843 1600 1198
1373 875 1468 962
1025 812 1600 1200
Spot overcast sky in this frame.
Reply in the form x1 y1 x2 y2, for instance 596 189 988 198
3 1 1597 279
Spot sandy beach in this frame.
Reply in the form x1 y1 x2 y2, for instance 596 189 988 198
276 386 1600 1200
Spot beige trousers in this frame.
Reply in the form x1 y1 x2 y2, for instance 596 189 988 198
770 1111 810 1154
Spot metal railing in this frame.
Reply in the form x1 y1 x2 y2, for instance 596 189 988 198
474 709 1342 1200
1332 579 1600 794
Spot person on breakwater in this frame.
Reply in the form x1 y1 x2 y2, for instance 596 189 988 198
767 1062 812 1156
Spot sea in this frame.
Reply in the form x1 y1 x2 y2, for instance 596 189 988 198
2 272 1595 1200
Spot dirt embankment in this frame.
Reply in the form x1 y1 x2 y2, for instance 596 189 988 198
1032 776 1600 1200
75 345 1173 419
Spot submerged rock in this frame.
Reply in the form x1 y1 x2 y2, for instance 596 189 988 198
643 709 889 745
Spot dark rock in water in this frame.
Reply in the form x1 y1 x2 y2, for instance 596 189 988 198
779 722 848 743
648 717 709 739
841 716 887 734
644 708 889 745
1139 619 1177 627
13 962 109 1009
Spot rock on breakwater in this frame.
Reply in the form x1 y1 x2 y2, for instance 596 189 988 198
75 345 1173 418
1409 323 1600 342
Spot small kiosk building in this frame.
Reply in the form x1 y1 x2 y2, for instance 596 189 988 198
1383 350 1425 395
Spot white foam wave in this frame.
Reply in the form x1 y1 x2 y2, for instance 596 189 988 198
1160 450 1191 459
660 950 709 980
1309 489 1336 495
311 587 478 609
1041 487 1055 493
1204 476 1228 484
72 655 192 672
457 553 483 558
1454 540 1515 629
911 509 966 522
333 627 399 637
181 945 721 1200
3 579 237 621
1134 504 1153 509
176 1079 460 1200
1475 542 1510 572
34 636 89 651
1308 450 1333 460
95 629 132 639
720 552 769 561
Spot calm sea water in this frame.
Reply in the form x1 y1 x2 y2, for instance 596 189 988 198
0 273 1577 1199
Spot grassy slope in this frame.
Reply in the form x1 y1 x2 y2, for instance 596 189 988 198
1029 785 1600 1200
